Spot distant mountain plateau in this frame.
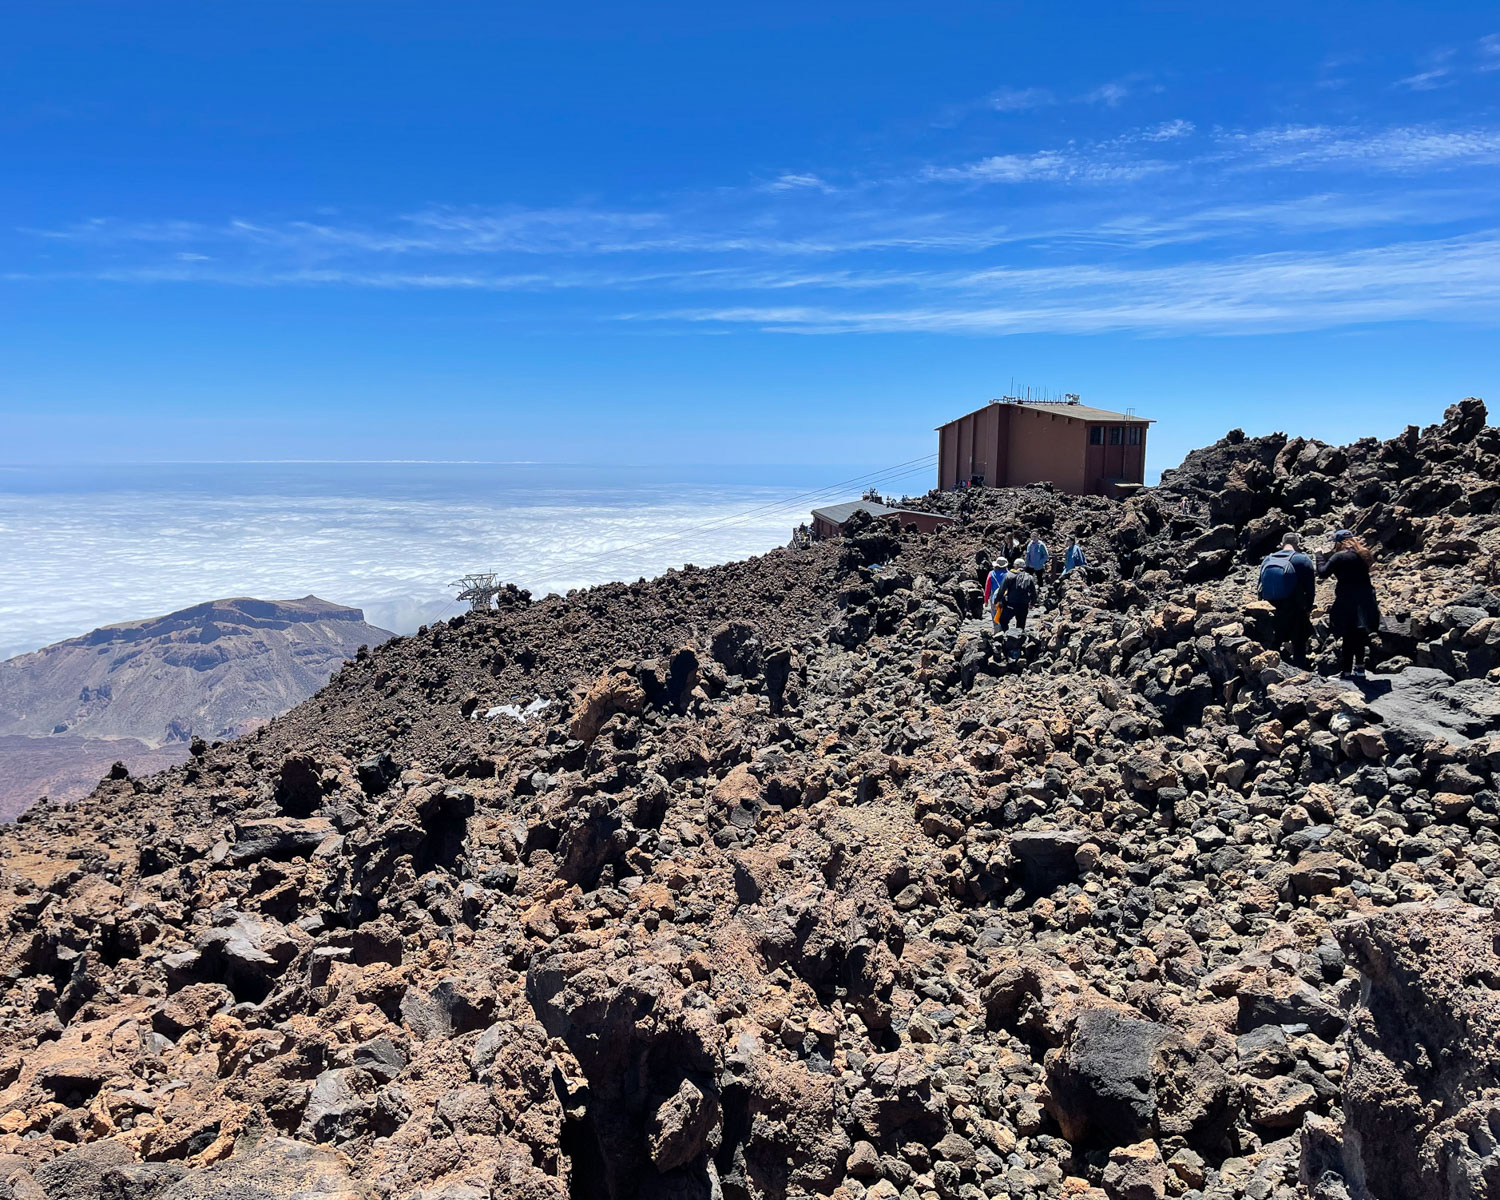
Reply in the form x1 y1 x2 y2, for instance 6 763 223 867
0 596 393 818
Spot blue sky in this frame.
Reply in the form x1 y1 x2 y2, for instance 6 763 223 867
3 2 1499 473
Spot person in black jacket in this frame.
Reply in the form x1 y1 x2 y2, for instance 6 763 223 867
997 559 1037 631
1318 530 1381 678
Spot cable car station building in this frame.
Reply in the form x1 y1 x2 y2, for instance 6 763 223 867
937 397 1153 497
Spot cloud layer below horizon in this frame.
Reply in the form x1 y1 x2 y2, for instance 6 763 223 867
0 465 908 662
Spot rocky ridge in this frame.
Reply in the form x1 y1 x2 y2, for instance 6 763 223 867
0 401 1498 1200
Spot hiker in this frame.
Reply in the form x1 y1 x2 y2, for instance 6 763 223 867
1063 538 1087 575
996 558 1038 634
983 559 1009 620
1257 533 1316 666
1025 531 1049 575
1318 530 1381 679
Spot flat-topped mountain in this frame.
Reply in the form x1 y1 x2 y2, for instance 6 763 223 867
0 596 392 816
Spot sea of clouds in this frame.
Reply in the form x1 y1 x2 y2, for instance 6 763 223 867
0 462 897 661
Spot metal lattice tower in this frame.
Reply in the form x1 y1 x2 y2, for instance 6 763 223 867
450 572 502 612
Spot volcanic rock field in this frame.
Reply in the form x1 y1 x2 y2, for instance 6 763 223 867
1 400 1498 1200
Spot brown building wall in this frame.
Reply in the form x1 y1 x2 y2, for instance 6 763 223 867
938 405 1007 489
939 404 1150 494
1082 424 1149 492
1008 409 1087 493
894 511 955 535
812 509 954 539
993 407 1010 488
972 404 998 485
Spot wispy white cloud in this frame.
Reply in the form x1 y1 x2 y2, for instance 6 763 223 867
23 175 1490 303
26 112 1499 274
20 207 1041 264
1394 67 1452 91
921 146 1173 185
1137 119 1195 142
1398 35 1500 85
1220 123 1500 172
1082 81 1131 107
1078 74 1159 107
6 265 565 290
922 150 1069 183
1395 47 1456 91
33 208 678 257
915 117 1500 190
1082 189 1493 248
763 173 836 193
27 217 209 243
404 206 672 253
987 86 1056 112
10 40 1500 354
1315 50 1363 91
645 232 1500 337
935 73 1155 127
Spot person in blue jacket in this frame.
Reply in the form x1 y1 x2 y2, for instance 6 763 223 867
1024 531 1049 574
1063 538 1087 574
1258 533 1317 666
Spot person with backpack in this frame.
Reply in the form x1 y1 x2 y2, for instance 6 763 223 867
996 558 1038 633
1318 530 1380 679
1258 533 1316 666
983 559 1009 620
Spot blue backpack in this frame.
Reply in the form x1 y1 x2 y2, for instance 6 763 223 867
1258 551 1298 602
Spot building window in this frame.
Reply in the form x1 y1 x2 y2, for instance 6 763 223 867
1127 426 1142 446
1089 426 1104 445
1109 427 1122 445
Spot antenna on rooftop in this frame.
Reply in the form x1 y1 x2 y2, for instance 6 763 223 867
450 572 503 612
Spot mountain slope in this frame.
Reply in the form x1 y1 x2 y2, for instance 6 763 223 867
0 403 1496 1199
0 734 188 819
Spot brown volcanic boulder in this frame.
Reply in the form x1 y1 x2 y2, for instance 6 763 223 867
1332 902 1500 1199
155 1137 361 1199
568 668 646 743
526 948 723 1198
